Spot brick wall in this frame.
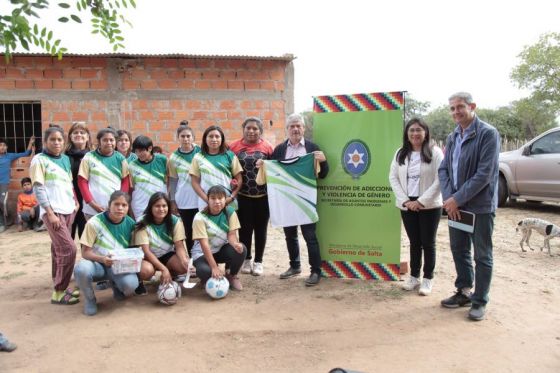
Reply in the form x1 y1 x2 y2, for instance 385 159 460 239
0 53 294 221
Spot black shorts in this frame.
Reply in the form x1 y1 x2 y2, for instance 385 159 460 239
157 251 176 266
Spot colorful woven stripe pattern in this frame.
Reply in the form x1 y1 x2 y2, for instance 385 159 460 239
313 92 404 113
321 261 400 281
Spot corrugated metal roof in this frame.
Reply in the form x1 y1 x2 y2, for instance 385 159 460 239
11 52 296 61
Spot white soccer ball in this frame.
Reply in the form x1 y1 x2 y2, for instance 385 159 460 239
205 277 229 299
157 281 182 306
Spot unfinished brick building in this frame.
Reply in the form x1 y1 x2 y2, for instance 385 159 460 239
0 52 295 219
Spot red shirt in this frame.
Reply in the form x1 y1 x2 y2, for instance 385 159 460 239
17 192 38 214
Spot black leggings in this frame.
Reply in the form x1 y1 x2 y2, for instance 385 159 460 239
178 208 198 256
194 243 247 283
236 195 269 262
400 206 442 279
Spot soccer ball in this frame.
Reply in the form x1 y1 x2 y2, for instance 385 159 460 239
205 276 229 299
157 281 182 306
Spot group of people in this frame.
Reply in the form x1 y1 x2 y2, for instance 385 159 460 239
390 92 500 321
0 91 499 324
0 113 328 318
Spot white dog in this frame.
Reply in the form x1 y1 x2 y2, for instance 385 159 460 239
516 218 560 255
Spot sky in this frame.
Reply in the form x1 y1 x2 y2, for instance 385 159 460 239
31 0 560 112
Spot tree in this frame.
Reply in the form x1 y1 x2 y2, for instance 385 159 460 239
477 106 522 141
424 105 454 142
404 94 431 122
511 97 557 139
301 111 314 140
1 0 136 61
424 100 555 145
511 32 560 114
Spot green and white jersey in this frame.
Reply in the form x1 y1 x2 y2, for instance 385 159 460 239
30 152 74 217
126 152 138 163
190 206 240 261
168 146 201 209
134 215 186 258
189 151 242 210
128 153 168 220
80 212 135 256
79 150 128 216
257 153 319 228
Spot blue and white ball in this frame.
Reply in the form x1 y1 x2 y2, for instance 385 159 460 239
205 277 229 299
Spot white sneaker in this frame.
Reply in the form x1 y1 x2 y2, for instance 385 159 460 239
147 275 158 285
252 262 264 276
418 278 433 296
240 259 252 274
402 276 420 291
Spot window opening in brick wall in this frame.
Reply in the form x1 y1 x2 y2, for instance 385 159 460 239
0 102 42 152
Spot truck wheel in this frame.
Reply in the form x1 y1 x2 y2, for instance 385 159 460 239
498 176 508 207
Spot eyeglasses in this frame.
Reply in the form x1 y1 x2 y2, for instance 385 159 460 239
408 128 425 133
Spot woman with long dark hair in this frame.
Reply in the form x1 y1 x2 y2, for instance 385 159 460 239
190 125 243 211
229 117 273 276
78 127 130 220
74 191 138 316
30 124 80 305
136 192 189 287
65 121 92 238
116 129 137 163
389 118 443 296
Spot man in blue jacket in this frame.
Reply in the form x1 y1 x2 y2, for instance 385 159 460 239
0 136 35 232
438 92 500 321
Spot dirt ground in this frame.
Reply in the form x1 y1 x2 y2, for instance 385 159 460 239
1 202 559 373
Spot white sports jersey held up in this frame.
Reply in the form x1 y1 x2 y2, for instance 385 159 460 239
257 153 319 228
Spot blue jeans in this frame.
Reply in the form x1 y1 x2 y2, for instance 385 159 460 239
449 213 495 306
0 184 8 226
74 259 139 302
283 223 322 274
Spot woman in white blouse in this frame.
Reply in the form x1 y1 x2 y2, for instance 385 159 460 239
389 118 443 295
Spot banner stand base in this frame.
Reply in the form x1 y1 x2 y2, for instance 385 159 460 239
321 261 400 281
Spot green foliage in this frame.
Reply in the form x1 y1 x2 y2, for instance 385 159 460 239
511 97 557 139
0 0 136 61
424 105 454 142
301 111 314 140
511 32 560 114
476 106 522 141
425 100 555 142
404 94 430 122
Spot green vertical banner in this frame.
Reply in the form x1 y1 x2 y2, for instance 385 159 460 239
313 92 404 280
